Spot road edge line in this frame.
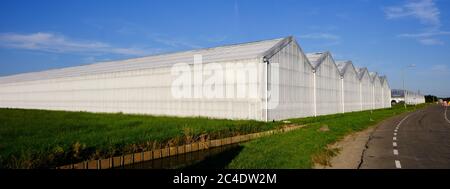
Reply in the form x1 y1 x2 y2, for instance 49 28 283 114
445 106 450 124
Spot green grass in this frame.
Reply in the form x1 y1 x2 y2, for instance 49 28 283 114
0 104 428 169
0 109 282 168
227 104 428 169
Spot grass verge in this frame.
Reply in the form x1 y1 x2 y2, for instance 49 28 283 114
0 109 283 168
227 104 428 168
0 104 428 169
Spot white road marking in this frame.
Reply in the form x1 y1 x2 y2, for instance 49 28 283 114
396 114 412 128
445 106 450 124
395 160 402 168
392 114 412 169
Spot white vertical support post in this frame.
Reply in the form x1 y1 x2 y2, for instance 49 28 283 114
381 87 384 108
313 71 317 117
341 77 345 113
265 58 269 122
372 84 375 110
388 88 392 107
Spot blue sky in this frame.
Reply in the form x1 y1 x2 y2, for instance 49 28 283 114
0 0 449 96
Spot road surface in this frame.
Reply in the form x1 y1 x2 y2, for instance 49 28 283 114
360 105 450 169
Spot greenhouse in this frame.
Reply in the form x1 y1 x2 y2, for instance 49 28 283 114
265 38 315 120
380 76 392 107
391 89 425 105
306 52 342 116
358 68 373 110
371 72 383 109
0 36 392 121
336 61 361 113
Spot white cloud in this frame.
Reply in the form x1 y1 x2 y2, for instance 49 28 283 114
307 25 338 31
0 32 155 56
418 38 444 45
398 30 450 45
431 64 449 71
152 37 202 49
384 0 440 27
398 31 450 38
384 0 448 46
298 33 341 46
205 35 228 43
143 32 202 49
298 33 340 40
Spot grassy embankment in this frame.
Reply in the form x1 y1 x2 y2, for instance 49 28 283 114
0 104 428 169
0 109 283 168
228 104 428 168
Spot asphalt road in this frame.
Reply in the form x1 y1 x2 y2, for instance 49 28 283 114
360 105 450 169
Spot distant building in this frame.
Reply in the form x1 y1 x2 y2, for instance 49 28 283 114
391 89 425 105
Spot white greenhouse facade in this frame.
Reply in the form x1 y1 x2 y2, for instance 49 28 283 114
380 76 392 107
0 36 393 121
336 61 361 113
391 89 425 105
306 52 342 116
371 73 383 109
358 68 373 110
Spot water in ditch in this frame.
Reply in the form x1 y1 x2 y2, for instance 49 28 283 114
121 143 244 169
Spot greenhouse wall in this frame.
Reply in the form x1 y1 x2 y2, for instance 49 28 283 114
341 63 361 112
313 54 342 116
359 69 373 110
381 77 392 108
373 75 383 109
0 36 392 121
0 58 265 120
405 91 425 105
265 40 315 121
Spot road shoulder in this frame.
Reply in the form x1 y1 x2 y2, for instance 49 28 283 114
314 112 411 169
314 126 375 169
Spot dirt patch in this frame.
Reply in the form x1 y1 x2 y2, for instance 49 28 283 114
312 147 340 167
318 125 330 132
314 126 376 169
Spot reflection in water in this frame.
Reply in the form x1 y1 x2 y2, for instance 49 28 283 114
122 144 244 169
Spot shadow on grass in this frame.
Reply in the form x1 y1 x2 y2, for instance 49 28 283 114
123 144 243 169
182 145 244 169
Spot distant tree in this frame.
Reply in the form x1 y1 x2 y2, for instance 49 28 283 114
425 95 438 103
